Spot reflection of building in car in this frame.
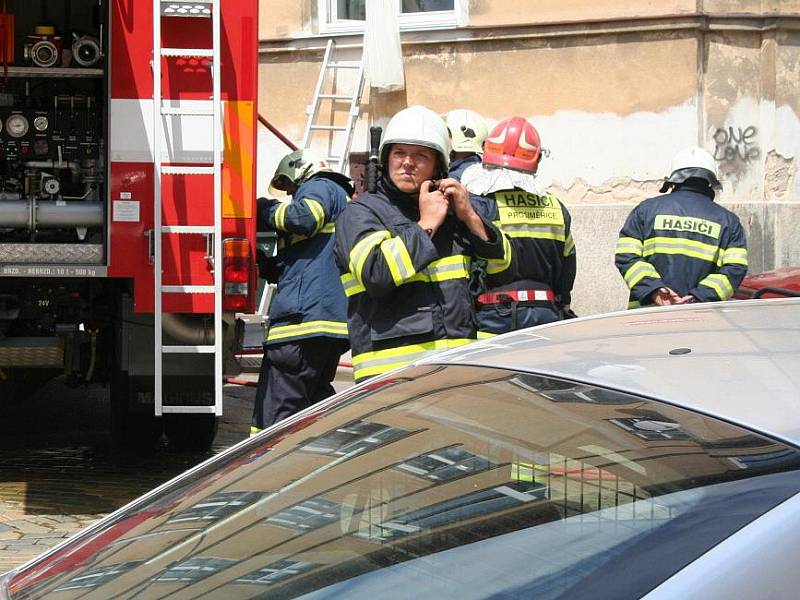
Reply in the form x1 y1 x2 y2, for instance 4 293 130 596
6 300 800 599
236 560 319 586
512 374 641 405
299 420 412 456
609 415 692 442
394 446 496 482
167 491 268 524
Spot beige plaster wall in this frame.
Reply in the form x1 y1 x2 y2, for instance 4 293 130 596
776 30 800 109
259 32 697 148
256 0 800 41
771 31 800 201
703 31 766 196
702 0 800 14
256 5 800 315
467 0 697 28
258 54 322 143
400 33 697 120
259 0 312 39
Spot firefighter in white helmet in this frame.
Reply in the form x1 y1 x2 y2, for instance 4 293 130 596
334 105 511 382
461 116 576 336
615 146 748 308
251 149 353 435
445 109 488 181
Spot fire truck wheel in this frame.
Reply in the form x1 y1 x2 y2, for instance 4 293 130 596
164 414 218 451
109 370 164 451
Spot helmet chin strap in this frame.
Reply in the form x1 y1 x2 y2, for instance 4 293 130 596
436 157 448 179
295 163 314 186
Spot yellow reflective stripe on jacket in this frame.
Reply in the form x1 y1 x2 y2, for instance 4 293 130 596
267 320 348 343
340 272 365 297
615 236 643 256
427 255 471 281
497 222 567 242
353 338 474 380
303 198 325 234
406 255 472 284
486 233 512 275
274 202 289 231
623 260 661 288
349 230 391 284
720 246 748 266
380 237 416 286
290 222 335 246
477 330 497 339
563 232 576 257
697 273 734 300
643 236 719 263
344 255 471 298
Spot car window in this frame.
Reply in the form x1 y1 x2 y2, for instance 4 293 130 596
8 365 800 599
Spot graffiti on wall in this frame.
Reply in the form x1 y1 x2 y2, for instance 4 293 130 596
713 126 760 164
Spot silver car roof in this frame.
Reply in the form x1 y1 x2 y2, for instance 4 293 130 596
424 298 800 447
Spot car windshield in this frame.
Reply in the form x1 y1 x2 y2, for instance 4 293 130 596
7 365 800 599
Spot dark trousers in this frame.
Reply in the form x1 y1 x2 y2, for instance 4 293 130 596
477 304 560 335
252 337 348 431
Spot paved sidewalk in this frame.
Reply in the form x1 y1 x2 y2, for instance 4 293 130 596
0 444 207 572
0 368 354 573
0 380 254 572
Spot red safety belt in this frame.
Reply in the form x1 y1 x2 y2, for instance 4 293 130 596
476 289 556 305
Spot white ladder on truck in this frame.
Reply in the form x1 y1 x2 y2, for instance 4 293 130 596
152 0 223 416
301 39 366 174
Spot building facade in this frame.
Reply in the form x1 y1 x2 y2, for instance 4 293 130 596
257 0 800 314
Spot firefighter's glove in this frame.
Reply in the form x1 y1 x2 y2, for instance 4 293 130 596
257 196 280 210
256 197 281 232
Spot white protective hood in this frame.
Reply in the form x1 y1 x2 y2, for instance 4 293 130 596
461 162 545 196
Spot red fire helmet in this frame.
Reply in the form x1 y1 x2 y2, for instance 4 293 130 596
483 116 542 173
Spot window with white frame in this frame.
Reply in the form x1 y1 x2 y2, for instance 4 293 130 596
320 0 463 33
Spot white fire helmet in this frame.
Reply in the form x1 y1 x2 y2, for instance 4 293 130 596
662 146 722 192
445 109 489 154
379 105 450 175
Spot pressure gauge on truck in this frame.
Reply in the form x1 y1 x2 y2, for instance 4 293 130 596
6 114 29 138
33 116 49 132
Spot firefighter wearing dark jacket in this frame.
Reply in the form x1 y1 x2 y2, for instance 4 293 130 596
251 150 352 435
335 105 511 383
615 146 748 308
462 116 576 337
445 109 488 181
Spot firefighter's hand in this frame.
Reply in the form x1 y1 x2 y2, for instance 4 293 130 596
418 180 448 235
651 287 683 306
257 196 280 210
257 197 281 232
440 178 489 241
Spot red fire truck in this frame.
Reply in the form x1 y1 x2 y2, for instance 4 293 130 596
0 0 259 449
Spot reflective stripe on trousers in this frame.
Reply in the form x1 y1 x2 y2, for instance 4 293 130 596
352 338 474 381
